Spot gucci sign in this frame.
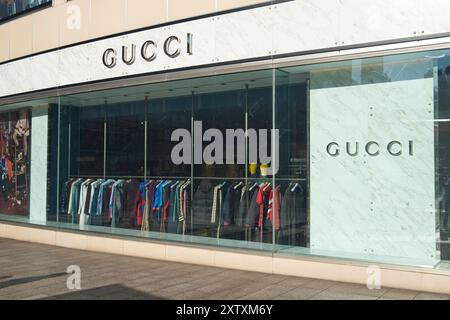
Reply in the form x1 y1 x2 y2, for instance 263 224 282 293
102 33 193 68
326 141 414 157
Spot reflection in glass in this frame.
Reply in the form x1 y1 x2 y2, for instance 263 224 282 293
0 109 30 216
70 105 104 177
106 102 145 177
147 96 191 178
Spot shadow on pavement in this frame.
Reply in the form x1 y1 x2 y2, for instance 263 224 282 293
43 284 165 300
0 272 67 289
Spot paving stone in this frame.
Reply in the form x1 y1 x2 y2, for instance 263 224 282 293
186 276 223 287
98 291 141 300
300 279 338 290
252 274 289 285
379 288 420 300
216 270 262 279
153 282 200 296
240 284 294 300
275 287 323 300
133 282 172 293
414 293 450 300
172 289 211 300
311 291 377 300
203 288 248 300
123 276 164 287
276 277 315 289
325 282 389 298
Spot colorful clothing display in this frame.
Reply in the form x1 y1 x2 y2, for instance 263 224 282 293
61 178 306 245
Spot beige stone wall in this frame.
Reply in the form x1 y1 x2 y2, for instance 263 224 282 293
2 221 450 295
0 0 267 63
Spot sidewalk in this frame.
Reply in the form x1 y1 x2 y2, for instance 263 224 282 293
0 238 448 300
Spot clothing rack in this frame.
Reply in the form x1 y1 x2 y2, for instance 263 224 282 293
69 174 306 182
61 176 308 247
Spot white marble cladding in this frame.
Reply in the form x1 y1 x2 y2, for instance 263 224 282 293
1 0 450 98
29 105 48 224
309 77 437 265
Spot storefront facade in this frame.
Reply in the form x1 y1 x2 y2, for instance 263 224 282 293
3 0 450 293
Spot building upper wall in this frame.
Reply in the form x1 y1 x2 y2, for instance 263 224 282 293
3 0 450 99
0 0 268 63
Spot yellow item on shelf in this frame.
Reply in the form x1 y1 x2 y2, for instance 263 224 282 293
249 162 257 175
260 163 268 177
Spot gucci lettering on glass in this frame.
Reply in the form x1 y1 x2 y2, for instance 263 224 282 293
326 141 414 157
102 33 194 68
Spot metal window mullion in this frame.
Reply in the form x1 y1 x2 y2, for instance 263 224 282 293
144 96 148 180
272 69 276 250
190 91 195 240
56 97 61 223
67 108 73 225
245 84 249 185
103 101 107 179
306 78 311 248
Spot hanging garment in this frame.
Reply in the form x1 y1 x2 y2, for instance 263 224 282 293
118 179 140 229
109 179 125 228
66 178 78 214
257 184 271 229
141 180 155 232
184 182 192 235
245 184 261 228
148 180 160 231
78 179 93 215
160 181 172 233
60 178 76 215
280 183 306 246
5 159 12 181
219 182 245 240
267 186 281 232
258 184 281 243
178 181 186 235
236 185 248 228
68 178 83 215
152 181 165 211
178 180 191 235
211 184 221 225
102 183 114 225
82 181 94 215
88 179 104 216
0 158 12 203
96 179 115 216
192 180 214 232
136 181 148 228
222 182 242 228
79 179 93 227
438 179 450 237
167 181 180 234
255 183 271 242
95 179 115 225
215 182 228 238
153 180 171 232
